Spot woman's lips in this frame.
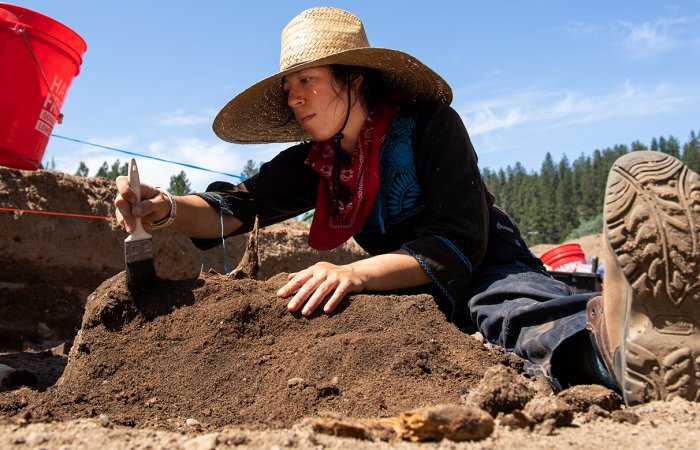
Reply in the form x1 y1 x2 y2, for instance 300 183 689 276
300 113 314 124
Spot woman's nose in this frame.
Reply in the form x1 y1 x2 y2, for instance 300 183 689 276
287 88 305 108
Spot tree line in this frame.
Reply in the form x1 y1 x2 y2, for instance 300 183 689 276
481 131 700 245
71 158 263 195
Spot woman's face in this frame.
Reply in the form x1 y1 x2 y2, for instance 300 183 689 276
282 66 353 142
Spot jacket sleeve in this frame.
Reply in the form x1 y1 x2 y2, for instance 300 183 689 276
400 103 489 314
190 142 319 250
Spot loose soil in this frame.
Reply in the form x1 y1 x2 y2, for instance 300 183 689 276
1 167 698 449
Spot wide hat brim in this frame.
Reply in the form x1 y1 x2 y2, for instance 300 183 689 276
213 47 453 144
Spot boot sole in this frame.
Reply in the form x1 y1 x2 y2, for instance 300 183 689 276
604 151 700 406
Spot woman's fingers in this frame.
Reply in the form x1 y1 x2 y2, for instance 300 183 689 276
114 193 136 233
323 280 351 313
278 263 361 316
279 270 316 308
299 279 336 316
113 175 162 233
277 271 310 298
286 274 324 313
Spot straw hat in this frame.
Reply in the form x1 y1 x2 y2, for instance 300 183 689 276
213 7 453 144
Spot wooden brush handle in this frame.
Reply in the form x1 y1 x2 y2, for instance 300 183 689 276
128 158 141 202
127 158 149 238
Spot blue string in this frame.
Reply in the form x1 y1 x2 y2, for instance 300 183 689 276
51 134 245 180
200 251 207 273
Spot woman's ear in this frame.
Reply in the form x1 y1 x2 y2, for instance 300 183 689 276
351 73 364 88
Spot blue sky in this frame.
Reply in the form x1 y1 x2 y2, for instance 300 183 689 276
13 1 700 191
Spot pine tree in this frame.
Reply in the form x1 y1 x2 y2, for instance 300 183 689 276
95 162 109 178
663 136 681 158
555 156 576 240
241 159 262 179
650 137 658 152
630 140 647 152
537 153 558 242
95 160 127 180
658 136 668 154
168 171 192 195
682 131 700 172
75 161 89 177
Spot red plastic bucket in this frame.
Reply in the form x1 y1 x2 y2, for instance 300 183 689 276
0 4 86 170
539 243 586 272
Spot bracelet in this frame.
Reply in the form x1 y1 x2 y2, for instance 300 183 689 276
150 188 177 229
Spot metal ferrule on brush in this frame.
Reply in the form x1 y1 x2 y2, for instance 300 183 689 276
124 235 153 263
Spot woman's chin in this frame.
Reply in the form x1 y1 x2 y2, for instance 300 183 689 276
308 132 334 142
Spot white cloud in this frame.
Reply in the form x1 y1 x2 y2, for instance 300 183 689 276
620 19 674 57
458 80 696 141
567 15 700 59
137 139 291 191
143 138 242 190
155 109 213 127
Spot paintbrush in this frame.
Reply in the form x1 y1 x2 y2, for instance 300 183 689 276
124 158 156 292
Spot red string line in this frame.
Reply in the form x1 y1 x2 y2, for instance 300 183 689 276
0 207 116 221
0 207 311 235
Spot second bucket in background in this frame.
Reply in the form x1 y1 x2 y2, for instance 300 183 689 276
539 243 586 272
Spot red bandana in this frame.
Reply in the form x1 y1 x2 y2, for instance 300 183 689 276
304 99 399 250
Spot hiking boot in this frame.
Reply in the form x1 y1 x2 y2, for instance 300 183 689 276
585 295 618 386
600 150 700 406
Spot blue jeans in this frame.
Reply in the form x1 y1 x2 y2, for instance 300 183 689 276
466 261 598 390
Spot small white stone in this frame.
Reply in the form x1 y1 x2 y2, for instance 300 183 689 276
25 432 47 446
99 414 110 427
186 418 201 427
287 377 304 387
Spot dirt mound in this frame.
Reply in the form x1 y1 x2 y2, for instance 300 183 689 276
0 167 365 349
23 271 512 431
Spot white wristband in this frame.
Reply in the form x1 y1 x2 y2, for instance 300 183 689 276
150 188 177 229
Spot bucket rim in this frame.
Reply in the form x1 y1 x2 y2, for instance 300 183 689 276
539 243 585 264
0 3 86 65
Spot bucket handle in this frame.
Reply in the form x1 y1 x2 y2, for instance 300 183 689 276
17 27 64 124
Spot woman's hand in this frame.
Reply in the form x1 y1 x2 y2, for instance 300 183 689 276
277 262 366 316
114 176 169 234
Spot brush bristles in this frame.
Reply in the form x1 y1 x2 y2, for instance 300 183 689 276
126 258 156 292
125 239 156 292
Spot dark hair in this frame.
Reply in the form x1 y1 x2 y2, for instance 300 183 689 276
330 65 389 111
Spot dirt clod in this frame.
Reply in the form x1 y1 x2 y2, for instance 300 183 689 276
465 365 537 416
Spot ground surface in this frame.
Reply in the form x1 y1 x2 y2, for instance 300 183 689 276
1 167 698 449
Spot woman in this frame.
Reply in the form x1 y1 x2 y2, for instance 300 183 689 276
116 7 700 406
